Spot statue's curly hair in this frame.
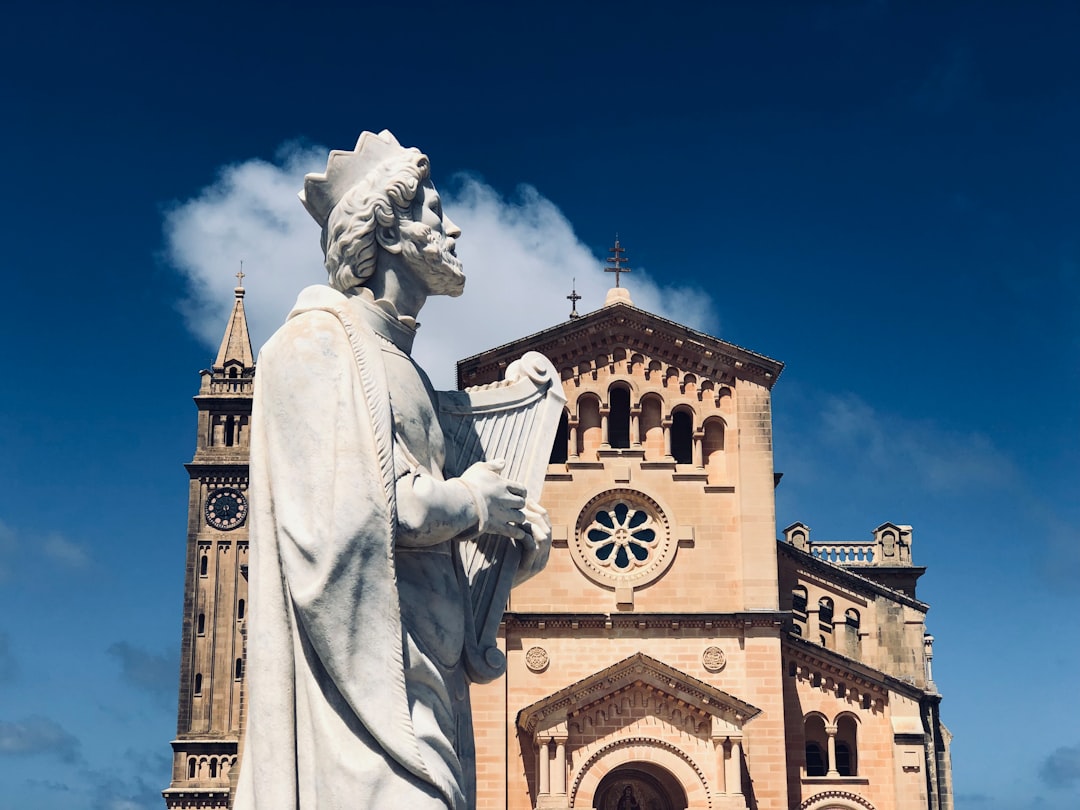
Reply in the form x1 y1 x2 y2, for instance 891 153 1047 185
322 149 431 292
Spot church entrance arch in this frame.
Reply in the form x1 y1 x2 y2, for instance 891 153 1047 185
593 763 687 810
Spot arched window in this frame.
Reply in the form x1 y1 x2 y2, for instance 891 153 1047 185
578 395 602 457
194 673 202 695
836 714 859 776
197 613 206 635
235 658 244 680
702 417 725 476
549 409 569 463
792 586 808 615
224 415 235 447
187 757 196 779
818 597 834 628
608 386 631 448
804 715 829 776
845 608 860 629
209 759 218 778
670 409 693 464
200 554 208 577
237 599 245 620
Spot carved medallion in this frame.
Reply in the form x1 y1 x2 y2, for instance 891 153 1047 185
525 646 549 673
702 646 727 673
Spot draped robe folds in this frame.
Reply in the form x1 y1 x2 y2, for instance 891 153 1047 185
234 285 476 810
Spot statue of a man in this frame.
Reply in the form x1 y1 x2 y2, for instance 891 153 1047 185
234 131 551 810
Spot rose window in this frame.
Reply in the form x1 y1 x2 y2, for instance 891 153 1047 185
569 489 677 589
585 502 658 571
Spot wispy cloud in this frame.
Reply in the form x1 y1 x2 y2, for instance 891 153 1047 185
163 141 716 388
83 750 171 810
0 521 92 577
780 391 1016 498
42 532 92 569
106 642 177 698
0 715 81 763
1040 742 1080 789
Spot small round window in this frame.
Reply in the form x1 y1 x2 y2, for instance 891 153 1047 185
570 490 676 589
585 501 659 571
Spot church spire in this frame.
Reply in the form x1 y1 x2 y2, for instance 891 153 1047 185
214 269 255 371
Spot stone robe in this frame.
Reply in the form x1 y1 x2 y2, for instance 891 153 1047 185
234 285 477 810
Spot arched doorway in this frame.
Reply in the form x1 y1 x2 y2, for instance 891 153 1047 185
593 763 687 810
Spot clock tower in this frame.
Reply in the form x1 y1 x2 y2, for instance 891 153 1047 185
163 279 254 809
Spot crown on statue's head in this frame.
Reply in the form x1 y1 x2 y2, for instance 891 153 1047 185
299 130 426 228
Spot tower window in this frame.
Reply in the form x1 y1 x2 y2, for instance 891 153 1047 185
237 599 245 620
235 658 244 680
197 613 206 635
200 554 208 577
608 386 631 448
194 673 202 695
671 410 693 464
224 415 235 447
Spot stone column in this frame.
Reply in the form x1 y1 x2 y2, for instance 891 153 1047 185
630 406 641 447
600 406 610 448
826 724 839 777
568 417 579 460
553 735 568 794
692 427 704 468
662 417 673 459
924 634 935 685
725 737 743 797
538 737 550 796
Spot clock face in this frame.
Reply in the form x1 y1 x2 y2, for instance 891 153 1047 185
205 488 248 531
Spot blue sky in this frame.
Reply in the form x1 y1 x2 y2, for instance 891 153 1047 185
1 1 1078 808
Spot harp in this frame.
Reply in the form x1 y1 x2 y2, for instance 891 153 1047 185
439 351 566 683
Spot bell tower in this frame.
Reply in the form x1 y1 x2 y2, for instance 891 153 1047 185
164 276 254 809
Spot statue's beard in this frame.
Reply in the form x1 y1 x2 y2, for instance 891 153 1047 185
399 221 466 297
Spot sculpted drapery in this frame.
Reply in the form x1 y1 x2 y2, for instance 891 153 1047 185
232 131 551 810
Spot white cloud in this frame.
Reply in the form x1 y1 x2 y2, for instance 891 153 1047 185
164 144 716 388
42 533 92 569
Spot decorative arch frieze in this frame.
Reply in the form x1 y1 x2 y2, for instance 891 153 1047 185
799 790 877 810
571 737 712 810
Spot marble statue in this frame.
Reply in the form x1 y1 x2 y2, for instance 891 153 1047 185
233 131 554 809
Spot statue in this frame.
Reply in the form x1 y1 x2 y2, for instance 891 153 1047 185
233 131 556 809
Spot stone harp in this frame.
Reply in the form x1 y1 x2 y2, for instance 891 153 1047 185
439 351 566 683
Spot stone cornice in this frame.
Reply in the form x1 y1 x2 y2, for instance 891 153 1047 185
783 634 928 701
516 651 761 736
778 542 929 612
505 612 786 631
457 302 784 390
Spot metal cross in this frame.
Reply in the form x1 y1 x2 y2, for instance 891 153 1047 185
236 261 245 287
605 236 631 287
567 279 582 319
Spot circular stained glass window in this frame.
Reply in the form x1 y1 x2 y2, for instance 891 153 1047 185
570 490 675 588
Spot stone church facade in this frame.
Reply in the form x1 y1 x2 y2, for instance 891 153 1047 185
163 279 952 810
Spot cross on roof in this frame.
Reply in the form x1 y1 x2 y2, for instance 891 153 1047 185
236 262 245 287
605 236 631 288
567 278 582 319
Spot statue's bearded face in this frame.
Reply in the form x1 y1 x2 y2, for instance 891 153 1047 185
398 180 465 297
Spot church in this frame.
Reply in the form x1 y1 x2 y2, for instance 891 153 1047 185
162 249 952 810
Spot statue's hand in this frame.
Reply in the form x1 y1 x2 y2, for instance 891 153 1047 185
515 499 552 584
460 460 529 540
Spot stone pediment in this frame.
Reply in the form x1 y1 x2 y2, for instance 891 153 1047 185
457 301 783 391
517 652 760 738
